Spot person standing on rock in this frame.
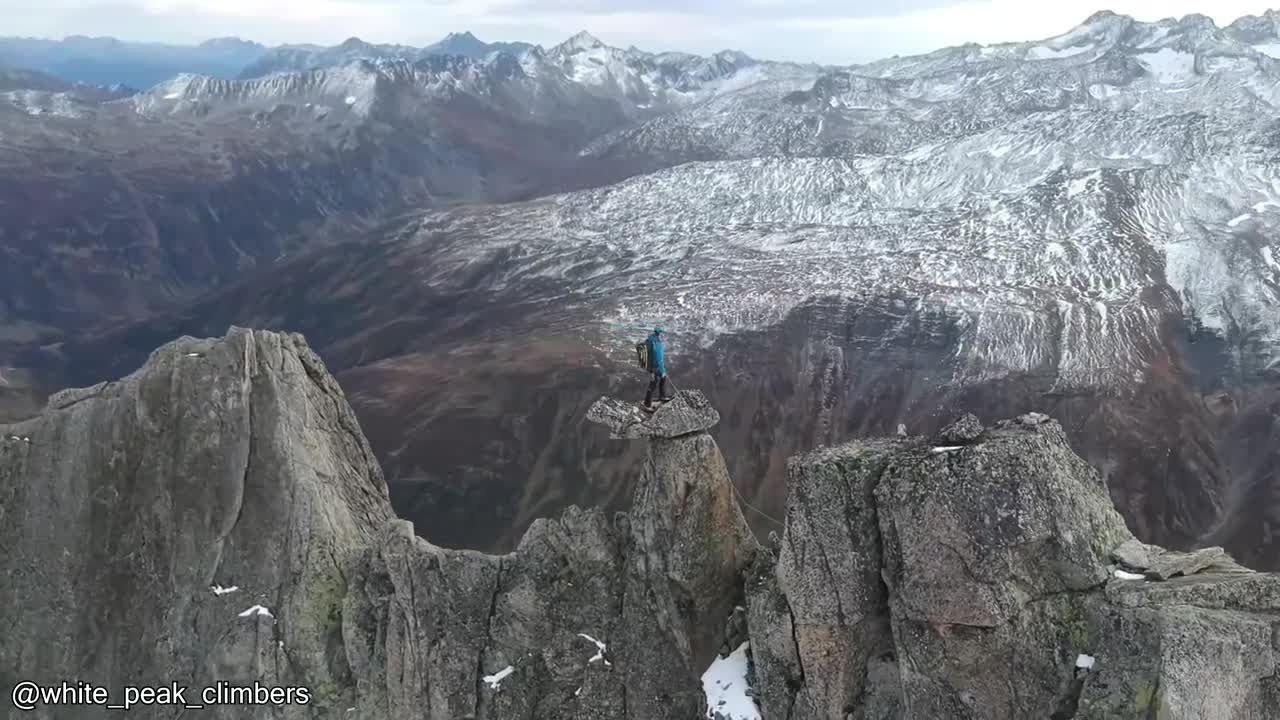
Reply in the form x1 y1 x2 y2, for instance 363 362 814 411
643 325 673 411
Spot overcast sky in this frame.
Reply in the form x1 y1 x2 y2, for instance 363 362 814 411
4 0 1279 64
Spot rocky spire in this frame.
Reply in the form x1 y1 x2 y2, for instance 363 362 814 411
0 327 394 716
5 333 1280 719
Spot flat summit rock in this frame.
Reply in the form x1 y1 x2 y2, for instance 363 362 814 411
586 389 719 439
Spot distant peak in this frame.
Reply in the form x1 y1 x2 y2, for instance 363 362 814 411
1226 9 1280 36
714 49 753 63
338 36 369 49
560 30 605 52
199 37 260 48
198 37 266 56
64 34 122 44
446 31 479 41
1178 13 1216 27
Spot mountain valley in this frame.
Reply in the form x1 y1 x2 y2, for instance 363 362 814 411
1 11 1279 570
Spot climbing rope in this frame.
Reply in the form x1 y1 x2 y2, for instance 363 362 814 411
669 380 784 528
729 477 785 527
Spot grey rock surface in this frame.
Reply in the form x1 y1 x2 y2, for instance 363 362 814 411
0 327 394 719
1113 538 1252 580
0 333 755 720
775 440 901 720
617 428 759 718
342 401 757 720
750 416 1280 720
8 329 1280 720
585 390 720 439
935 412 985 444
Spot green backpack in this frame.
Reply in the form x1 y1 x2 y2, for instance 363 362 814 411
634 339 651 370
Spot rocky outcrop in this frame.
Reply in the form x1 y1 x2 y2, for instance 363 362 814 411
0 327 394 718
0 336 757 719
750 412 1280 720
1112 538 1251 580
585 391 721 439
342 388 757 720
6 329 1280 720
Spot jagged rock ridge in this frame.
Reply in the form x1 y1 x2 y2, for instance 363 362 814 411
0 331 758 719
3 329 1279 719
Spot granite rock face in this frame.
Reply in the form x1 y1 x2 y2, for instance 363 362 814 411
749 414 1280 720
0 327 394 719
344 398 759 720
1 331 757 719
935 412 985 445
6 330 1280 720
1112 538 1251 580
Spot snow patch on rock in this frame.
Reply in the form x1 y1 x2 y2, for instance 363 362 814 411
1028 44 1096 60
482 665 514 690
1139 48 1197 83
701 642 760 720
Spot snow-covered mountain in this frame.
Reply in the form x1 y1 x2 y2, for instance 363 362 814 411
234 30 810 118
530 31 792 114
238 33 535 79
590 11 1280 160
0 65 135 117
558 11 1280 381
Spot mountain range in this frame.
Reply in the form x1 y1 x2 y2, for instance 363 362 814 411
2 11 1279 574
0 35 266 89
237 32 537 79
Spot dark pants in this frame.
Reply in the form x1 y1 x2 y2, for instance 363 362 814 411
645 372 668 405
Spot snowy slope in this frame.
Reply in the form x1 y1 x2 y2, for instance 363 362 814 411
530 32 794 115
401 11 1280 391
8 12 1280 397
230 30 811 121
588 11 1280 163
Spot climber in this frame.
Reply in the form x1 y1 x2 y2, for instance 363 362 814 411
643 325 673 411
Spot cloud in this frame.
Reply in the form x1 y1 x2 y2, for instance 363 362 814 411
1 0 1278 65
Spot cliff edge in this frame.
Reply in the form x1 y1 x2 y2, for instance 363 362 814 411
0 331 758 719
749 412 1280 720
3 332 1278 720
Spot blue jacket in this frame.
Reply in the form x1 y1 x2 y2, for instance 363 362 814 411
647 332 666 375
